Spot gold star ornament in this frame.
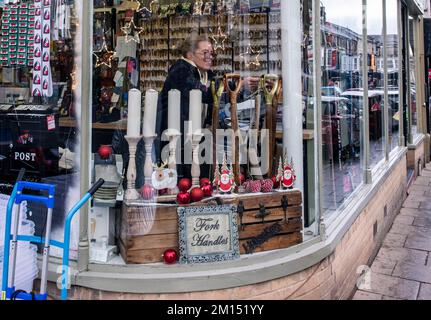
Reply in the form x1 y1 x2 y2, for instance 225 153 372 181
93 40 116 68
211 25 228 52
240 45 262 68
121 20 145 44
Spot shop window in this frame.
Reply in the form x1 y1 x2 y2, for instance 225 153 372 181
0 1 80 258
409 16 418 138
89 1 310 265
387 0 400 152
320 0 364 215
367 0 385 168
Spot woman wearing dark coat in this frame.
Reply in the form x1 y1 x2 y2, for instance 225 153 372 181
156 33 216 179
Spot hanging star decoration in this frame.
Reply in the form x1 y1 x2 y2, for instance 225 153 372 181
137 0 159 16
240 44 263 68
211 24 228 52
121 19 145 44
93 40 116 68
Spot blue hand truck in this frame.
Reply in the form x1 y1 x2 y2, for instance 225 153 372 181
1 172 105 301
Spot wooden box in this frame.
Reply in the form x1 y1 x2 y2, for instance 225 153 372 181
119 190 303 264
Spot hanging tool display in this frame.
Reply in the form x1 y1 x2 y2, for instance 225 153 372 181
223 73 243 188
261 74 280 177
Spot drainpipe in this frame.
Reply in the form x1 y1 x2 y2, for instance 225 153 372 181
77 0 93 272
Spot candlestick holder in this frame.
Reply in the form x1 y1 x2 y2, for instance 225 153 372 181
189 132 204 187
143 134 157 185
166 130 181 195
125 136 143 201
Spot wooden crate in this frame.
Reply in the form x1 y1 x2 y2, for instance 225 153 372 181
119 190 303 264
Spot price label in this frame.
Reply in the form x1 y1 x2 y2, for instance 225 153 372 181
47 114 55 131
1 291 6 300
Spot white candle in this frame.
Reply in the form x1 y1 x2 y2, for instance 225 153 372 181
168 89 181 134
143 89 158 137
189 89 202 135
127 89 142 137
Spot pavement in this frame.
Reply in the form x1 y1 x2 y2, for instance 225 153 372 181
353 164 431 300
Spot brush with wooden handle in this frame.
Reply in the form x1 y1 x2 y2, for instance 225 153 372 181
211 78 225 175
261 74 280 177
223 73 243 188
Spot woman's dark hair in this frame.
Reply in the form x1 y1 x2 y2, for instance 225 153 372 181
178 32 211 58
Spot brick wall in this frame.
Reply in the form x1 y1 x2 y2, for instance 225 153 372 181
40 157 408 300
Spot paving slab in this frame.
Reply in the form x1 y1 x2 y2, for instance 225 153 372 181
392 262 431 284
352 290 382 300
382 233 407 249
360 273 420 300
413 216 431 228
375 247 427 265
418 283 431 300
370 257 396 276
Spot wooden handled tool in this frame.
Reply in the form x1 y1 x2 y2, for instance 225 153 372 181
261 74 280 177
224 73 243 188
249 92 263 179
211 78 225 173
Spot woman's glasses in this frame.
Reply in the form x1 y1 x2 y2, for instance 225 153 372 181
194 50 216 59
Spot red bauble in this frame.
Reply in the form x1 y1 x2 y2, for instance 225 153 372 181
140 184 155 200
98 145 112 159
178 178 192 192
271 176 280 189
176 191 191 205
190 187 204 203
199 178 211 188
201 184 213 198
162 249 178 264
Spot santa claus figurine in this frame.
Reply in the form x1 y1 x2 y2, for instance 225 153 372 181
281 156 297 189
217 154 236 194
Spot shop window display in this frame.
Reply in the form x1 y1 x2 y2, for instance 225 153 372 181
0 0 80 258
320 0 364 215
90 0 308 265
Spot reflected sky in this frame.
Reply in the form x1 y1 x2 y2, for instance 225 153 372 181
322 0 398 35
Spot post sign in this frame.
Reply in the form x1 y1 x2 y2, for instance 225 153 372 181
178 205 240 264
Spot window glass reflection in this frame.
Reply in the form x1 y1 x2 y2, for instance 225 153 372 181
320 0 364 215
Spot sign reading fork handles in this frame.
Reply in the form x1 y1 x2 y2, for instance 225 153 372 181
223 73 243 188
261 74 280 176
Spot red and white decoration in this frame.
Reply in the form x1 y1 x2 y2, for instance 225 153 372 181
32 0 52 97
151 162 178 191
280 156 297 189
216 154 235 194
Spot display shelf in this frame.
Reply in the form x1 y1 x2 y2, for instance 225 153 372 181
60 117 127 130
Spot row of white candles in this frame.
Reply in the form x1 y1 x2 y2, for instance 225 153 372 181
126 88 203 138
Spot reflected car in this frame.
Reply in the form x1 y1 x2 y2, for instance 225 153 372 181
341 89 385 141
322 86 343 97
321 96 360 162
